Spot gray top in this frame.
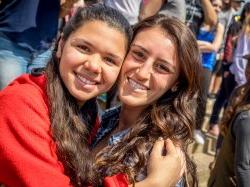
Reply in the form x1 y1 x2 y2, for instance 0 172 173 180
103 0 142 25
159 0 186 22
218 8 236 51
232 110 250 187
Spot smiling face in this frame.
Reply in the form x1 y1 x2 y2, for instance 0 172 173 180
119 26 180 109
57 20 127 106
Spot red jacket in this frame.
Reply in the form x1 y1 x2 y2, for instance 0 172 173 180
0 74 128 187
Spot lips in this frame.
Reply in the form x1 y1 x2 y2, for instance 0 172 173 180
75 73 99 85
128 77 149 90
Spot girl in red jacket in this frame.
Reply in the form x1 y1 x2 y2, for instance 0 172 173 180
0 5 184 187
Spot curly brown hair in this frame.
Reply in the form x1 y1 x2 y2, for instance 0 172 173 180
95 14 202 187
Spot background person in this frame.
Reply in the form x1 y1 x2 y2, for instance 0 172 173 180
208 53 250 187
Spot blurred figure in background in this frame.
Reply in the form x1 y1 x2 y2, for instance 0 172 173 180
194 0 225 144
208 2 250 136
230 3 250 86
102 0 142 25
185 0 218 36
0 0 61 90
208 54 250 187
139 0 186 22
209 0 242 98
185 0 218 143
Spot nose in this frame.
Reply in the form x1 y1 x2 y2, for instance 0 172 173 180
83 54 102 74
135 61 152 81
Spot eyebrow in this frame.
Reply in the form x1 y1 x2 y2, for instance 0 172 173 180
131 44 150 55
132 44 176 71
72 38 123 62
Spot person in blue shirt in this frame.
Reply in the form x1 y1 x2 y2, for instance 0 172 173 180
194 0 225 144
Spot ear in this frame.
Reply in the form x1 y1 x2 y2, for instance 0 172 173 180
171 82 179 92
56 35 65 59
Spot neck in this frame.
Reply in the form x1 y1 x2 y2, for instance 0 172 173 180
118 104 146 131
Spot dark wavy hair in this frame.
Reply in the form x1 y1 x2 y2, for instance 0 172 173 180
240 2 250 24
95 15 201 187
220 61 250 136
45 5 132 187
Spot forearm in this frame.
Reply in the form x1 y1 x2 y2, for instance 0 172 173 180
139 0 165 21
198 41 216 52
201 0 217 26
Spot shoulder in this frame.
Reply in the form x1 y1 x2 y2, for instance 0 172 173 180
0 74 47 105
101 106 121 121
235 110 250 123
91 106 121 147
232 110 250 136
0 74 50 130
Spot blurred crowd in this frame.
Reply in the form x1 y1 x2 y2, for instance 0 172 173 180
0 0 250 186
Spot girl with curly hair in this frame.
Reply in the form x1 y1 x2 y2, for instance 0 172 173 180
92 14 202 187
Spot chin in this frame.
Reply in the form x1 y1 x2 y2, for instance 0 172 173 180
120 97 146 108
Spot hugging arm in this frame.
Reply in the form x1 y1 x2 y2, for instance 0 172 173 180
133 139 185 187
103 139 185 187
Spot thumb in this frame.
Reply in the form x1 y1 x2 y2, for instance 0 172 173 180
165 138 177 155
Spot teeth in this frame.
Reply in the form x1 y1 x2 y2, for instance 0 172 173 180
77 74 96 85
128 78 148 90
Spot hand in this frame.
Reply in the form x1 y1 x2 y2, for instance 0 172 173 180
146 138 186 187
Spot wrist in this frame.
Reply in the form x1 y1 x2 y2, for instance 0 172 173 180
142 176 171 187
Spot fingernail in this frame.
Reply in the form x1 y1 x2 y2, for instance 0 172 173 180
158 137 163 141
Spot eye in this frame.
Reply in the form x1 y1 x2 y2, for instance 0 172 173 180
77 44 91 53
103 56 117 65
131 50 146 61
154 63 172 74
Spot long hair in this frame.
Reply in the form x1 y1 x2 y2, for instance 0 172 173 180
240 2 250 24
95 15 201 187
242 14 250 36
220 62 250 136
45 5 132 187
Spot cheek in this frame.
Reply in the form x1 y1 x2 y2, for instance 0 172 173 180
103 66 122 85
156 75 178 92
121 58 138 75
58 56 73 77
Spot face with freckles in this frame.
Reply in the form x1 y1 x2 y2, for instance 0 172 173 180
57 21 127 106
119 26 180 110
